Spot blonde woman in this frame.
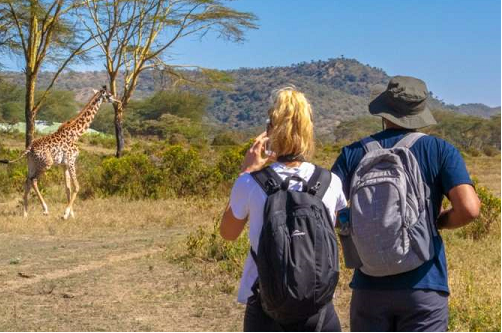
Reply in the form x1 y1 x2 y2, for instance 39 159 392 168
220 87 346 331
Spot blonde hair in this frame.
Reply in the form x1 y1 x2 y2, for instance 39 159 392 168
268 86 314 160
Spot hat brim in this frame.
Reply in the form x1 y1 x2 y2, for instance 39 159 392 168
368 85 437 129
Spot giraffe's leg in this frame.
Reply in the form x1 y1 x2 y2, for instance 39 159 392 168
31 178 49 215
22 178 31 218
65 165 79 220
63 167 73 220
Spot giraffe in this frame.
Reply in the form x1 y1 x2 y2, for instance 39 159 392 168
0 86 120 219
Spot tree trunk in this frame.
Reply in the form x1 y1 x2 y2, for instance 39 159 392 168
114 103 125 157
24 72 36 148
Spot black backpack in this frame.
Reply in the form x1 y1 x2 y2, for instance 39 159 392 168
250 165 339 326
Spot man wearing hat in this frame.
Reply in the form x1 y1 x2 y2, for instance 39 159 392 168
331 76 481 331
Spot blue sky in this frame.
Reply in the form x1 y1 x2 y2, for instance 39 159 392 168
3 0 500 106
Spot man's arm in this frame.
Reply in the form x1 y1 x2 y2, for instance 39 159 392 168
437 184 481 229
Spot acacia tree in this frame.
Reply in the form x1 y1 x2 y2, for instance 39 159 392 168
1 0 96 147
0 4 16 53
80 0 257 157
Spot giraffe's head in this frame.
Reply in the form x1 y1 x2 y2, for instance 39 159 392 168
93 86 121 105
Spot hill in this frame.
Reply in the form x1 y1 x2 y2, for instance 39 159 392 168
449 103 501 118
2 58 499 138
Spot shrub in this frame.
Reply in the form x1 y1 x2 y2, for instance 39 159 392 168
159 145 221 197
0 147 27 196
212 132 239 146
96 153 162 199
215 140 252 181
82 133 116 149
168 133 187 145
185 217 249 279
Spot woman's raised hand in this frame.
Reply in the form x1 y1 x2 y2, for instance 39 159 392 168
240 132 274 174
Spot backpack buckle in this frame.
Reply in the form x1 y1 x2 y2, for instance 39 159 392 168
265 179 280 193
309 181 321 195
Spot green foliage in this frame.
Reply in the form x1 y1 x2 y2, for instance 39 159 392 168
80 133 116 149
333 111 500 155
211 132 240 146
158 145 221 197
428 111 501 152
95 153 162 199
185 218 250 279
36 90 79 123
0 79 24 123
457 180 501 240
215 143 249 181
332 116 381 144
126 113 207 142
128 90 208 122
86 142 253 200
90 104 115 134
0 147 27 196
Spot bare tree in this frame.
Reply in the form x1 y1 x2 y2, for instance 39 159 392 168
80 0 257 157
1 0 96 147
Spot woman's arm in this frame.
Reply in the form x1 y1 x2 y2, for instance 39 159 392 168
220 131 272 241
220 203 247 241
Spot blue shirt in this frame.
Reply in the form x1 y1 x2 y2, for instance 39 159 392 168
331 129 473 293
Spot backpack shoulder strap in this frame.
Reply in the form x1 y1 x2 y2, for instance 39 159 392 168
360 136 383 153
306 165 332 199
394 132 426 149
250 166 283 196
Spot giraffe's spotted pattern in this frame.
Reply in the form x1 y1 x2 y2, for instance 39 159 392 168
21 87 117 219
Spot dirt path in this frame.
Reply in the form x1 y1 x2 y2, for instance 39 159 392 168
0 229 245 331
0 247 164 294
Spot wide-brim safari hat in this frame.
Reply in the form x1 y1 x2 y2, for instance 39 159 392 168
369 76 437 129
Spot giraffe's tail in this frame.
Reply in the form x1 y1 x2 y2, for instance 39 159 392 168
0 149 30 164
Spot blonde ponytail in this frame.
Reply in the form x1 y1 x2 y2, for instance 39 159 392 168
268 87 314 160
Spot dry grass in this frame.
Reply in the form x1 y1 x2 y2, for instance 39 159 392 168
464 155 501 196
0 196 248 331
443 220 501 332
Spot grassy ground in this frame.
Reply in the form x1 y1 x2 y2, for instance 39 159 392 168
0 146 499 331
0 197 247 331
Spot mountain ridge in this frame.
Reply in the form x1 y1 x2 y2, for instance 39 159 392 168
2 57 499 137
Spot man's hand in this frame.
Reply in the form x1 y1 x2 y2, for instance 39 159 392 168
240 131 274 175
437 184 481 229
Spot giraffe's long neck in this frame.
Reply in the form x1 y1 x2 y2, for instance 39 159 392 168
61 93 104 142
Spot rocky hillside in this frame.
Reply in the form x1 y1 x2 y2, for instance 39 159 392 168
2 58 499 138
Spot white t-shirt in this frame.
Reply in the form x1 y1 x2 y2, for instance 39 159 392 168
229 162 347 304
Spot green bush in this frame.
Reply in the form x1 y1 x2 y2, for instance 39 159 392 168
0 147 27 196
212 132 239 146
215 145 248 181
96 153 162 199
159 145 221 197
81 133 116 149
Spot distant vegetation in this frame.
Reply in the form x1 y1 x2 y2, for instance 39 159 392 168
0 79 79 124
2 58 499 140
332 110 501 155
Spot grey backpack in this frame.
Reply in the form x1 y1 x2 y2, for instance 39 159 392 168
348 132 437 277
